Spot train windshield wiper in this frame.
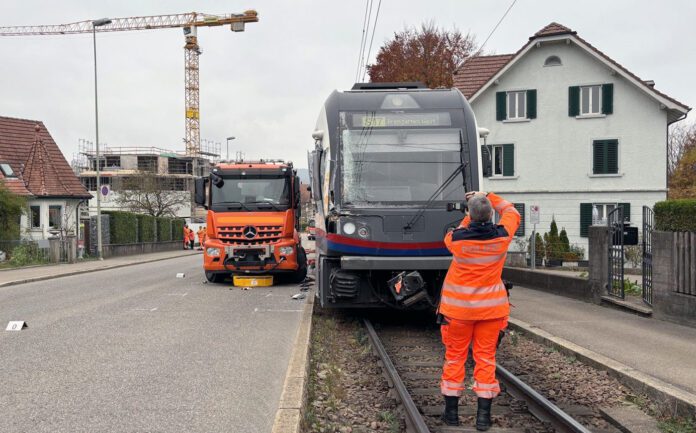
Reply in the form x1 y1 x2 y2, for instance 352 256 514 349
403 163 466 231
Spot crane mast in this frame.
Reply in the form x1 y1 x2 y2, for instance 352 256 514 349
0 10 259 158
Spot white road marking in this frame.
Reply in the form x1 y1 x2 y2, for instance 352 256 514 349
253 307 302 313
167 292 188 297
132 307 158 312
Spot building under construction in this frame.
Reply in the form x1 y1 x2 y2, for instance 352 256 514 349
72 139 220 219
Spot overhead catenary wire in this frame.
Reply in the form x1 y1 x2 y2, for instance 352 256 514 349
361 0 382 82
464 0 518 67
354 0 371 82
356 0 374 83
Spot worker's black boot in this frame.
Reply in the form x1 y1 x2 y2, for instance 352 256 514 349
441 396 460 426
476 397 493 431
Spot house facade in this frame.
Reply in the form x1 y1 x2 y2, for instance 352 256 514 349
454 23 690 256
0 116 92 241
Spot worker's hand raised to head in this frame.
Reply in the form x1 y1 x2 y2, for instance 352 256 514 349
465 191 487 201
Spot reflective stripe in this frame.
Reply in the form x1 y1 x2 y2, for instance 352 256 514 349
442 379 465 389
442 282 505 296
441 385 463 397
475 390 498 398
494 200 512 212
453 252 507 265
474 381 499 389
440 294 508 308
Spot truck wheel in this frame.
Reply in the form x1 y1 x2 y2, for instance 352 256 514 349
205 271 225 284
287 247 308 284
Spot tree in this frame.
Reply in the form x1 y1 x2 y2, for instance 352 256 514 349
367 22 477 88
114 171 190 217
669 145 696 199
0 182 26 240
668 122 696 179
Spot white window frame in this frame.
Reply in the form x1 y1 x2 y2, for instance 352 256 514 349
592 203 618 225
29 205 41 229
507 91 527 120
580 85 602 115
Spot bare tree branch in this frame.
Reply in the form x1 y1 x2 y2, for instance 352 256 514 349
115 171 189 217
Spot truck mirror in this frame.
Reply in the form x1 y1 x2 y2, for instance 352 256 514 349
211 172 224 188
194 178 208 207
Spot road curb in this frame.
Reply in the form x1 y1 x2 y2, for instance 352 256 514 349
272 290 314 433
508 317 696 418
0 251 202 288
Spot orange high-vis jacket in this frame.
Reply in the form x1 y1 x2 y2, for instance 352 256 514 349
439 193 521 321
197 229 206 245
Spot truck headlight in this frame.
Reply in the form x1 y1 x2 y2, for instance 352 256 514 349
342 222 356 235
206 247 220 257
279 246 294 255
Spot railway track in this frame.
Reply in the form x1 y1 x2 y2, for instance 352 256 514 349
363 318 620 433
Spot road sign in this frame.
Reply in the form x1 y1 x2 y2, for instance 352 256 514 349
100 184 110 197
6 321 27 331
530 205 541 224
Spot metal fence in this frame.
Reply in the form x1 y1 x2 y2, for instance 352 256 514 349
607 207 625 299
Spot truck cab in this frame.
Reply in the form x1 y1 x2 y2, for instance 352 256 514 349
195 160 307 284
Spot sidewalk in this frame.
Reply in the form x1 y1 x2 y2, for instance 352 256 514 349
509 286 696 397
0 249 201 287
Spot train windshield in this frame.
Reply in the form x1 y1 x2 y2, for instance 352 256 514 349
340 111 464 206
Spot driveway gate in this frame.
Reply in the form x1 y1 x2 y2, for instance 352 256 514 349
607 207 625 299
642 206 654 305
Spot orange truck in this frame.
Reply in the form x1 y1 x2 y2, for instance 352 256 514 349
194 160 307 284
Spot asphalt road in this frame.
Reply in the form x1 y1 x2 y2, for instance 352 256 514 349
0 255 307 433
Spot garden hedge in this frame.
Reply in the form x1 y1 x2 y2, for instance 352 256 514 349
104 211 137 244
156 217 172 242
172 219 185 241
136 214 156 243
655 199 696 232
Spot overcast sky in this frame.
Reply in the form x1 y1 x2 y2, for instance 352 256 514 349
1 0 694 168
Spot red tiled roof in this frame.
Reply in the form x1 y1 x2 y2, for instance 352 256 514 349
0 173 31 195
532 22 575 38
453 22 690 113
453 54 514 98
0 116 91 198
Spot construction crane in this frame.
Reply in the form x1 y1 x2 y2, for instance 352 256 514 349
0 11 259 158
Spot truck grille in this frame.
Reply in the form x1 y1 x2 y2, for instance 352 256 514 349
217 225 283 246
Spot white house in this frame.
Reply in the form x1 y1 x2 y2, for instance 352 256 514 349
454 22 691 256
0 116 92 241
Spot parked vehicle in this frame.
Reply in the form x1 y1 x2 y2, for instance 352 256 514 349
310 82 486 308
194 160 307 284
307 218 316 240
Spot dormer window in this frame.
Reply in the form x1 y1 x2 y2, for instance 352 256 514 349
544 55 562 66
0 162 15 178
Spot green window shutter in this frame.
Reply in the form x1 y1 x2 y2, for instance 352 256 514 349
526 89 537 119
580 203 593 237
513 203 525 237
568 86 580 116
606 139 618 174
619 202 631 222
502 144 514 176
496 92 507 121
602 83 614 114
593 140 606 174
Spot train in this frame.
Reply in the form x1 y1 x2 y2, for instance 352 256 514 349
309 82 488 309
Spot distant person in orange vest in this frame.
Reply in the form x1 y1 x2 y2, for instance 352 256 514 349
183 225 191 250
439 191 520 430
188 226 195 250
197 227 207 250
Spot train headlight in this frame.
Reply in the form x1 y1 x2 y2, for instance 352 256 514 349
357 226 370 239
279 246 294 255
206 247 220 257
342 222 356 235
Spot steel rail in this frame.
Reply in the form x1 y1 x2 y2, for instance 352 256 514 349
363 319 431 433
496 364 594 433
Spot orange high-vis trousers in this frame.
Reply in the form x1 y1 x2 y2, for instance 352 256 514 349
440 317 505 398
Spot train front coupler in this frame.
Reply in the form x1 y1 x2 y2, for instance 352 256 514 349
387 271 428 307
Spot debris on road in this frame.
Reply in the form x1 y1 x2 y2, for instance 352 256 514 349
291 293 306 300
5 321 28 331
176 273 185 278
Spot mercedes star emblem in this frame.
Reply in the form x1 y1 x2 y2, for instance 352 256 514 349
243 226 257 239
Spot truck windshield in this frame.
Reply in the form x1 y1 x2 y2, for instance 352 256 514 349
341 127 463 205
211 177 290 209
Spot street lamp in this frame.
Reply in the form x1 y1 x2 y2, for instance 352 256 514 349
92 17 111 260
226 136 235 161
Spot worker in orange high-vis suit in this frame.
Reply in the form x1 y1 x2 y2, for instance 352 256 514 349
183 225 191 250
188 226 196 250
197 227 207 250
439 191 520 430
